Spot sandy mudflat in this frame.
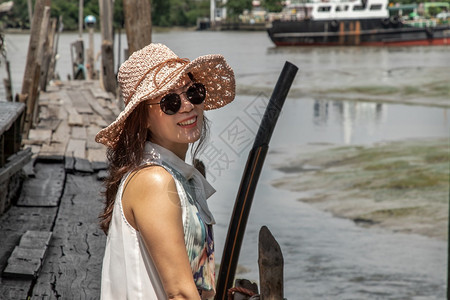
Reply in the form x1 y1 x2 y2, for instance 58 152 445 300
270 137 449 240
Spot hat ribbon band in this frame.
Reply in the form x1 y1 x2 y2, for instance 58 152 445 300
126 57 190 105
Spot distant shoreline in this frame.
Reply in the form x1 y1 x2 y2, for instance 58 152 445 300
1 26 198 35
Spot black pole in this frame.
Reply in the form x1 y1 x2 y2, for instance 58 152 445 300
215 61 298 300
447 158 450 300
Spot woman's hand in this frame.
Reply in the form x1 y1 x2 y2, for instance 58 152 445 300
123 166 201 300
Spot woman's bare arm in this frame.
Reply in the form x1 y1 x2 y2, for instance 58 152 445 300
122 166 201 300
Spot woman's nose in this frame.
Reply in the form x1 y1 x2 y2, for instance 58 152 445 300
179 94 194 112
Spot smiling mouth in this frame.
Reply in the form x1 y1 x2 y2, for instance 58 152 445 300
177 116 197 126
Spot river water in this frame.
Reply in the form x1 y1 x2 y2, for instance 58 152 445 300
1 30 449 299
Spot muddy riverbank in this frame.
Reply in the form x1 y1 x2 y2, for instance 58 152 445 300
271 137 449 241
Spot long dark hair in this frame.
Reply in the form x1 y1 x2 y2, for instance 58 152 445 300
99 102 210 234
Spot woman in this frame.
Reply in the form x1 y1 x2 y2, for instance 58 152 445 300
95 43 235 299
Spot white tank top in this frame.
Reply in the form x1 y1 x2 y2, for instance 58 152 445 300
100 142 216 299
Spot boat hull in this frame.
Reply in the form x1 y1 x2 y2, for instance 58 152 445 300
267 18 450 46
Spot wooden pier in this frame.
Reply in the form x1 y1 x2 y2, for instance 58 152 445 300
0 80 118 299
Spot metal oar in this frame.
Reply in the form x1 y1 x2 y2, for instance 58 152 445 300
215 61 299 300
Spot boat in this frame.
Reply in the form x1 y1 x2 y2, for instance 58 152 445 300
266 0 450 46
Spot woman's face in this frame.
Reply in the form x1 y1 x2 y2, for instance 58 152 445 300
146 75 204 157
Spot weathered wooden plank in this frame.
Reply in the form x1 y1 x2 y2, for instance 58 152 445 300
3 231 53 280
68 111 84 126
74 158 93 173
90 85 112 100
87 148 106 164
36 118 61 131
0 278 32 300
0 102 26 136
22 158 36 178
86 125 104 150
38 90 61 104
97 170 108 181
86 94 110 119
88 114 108 128
24 145 42 157
62 95 84 126
108 99 121 116
86 136 102 150
26 129 52 145
38 141 67 161
0 166 23 215
3 248 44 279
51 119 70 144
57 101 69 119
3 258 40 279
31 174 106 299
71 126 87 140
81 114 90 126
67 89 93 115
19 231 52 249
96 97 108 108
0 206 57 270
0 149 32 184
65 154 75 173
66 139 86 159
258 226 284 300
17 163 65 207
37 104 50 120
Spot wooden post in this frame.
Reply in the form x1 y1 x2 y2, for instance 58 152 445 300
33 6 51 124
99 0 115 95
78 0 84 38
101 40 116 95
40 17 57 91
4 60 13 102
48 15 63 82
210 0 216 29
123 0 152 55
87 26 95 79
23 65 41 135
70 40 85 80
258 226 284 300
99 0 113 42
44 18 58 86
21 0 50 96
20 0 51 137
27 0 33 24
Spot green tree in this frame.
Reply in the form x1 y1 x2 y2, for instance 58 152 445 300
152 0 172 26
263 0 283 12
152 0 209 27
225 0 253 20
2 0 29 29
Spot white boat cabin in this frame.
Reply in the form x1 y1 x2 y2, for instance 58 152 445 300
281 0 389 21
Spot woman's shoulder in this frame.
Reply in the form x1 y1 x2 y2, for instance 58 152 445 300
123 165 180 215
127 165 175 191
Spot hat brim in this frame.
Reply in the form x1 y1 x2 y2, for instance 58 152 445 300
95 54 235 148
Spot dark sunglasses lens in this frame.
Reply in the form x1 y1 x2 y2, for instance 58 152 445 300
187 83 206 105
160 94 181 115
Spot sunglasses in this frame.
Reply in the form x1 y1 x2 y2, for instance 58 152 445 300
148 83 206 115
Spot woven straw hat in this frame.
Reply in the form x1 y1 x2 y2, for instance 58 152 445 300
95 43 235 148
